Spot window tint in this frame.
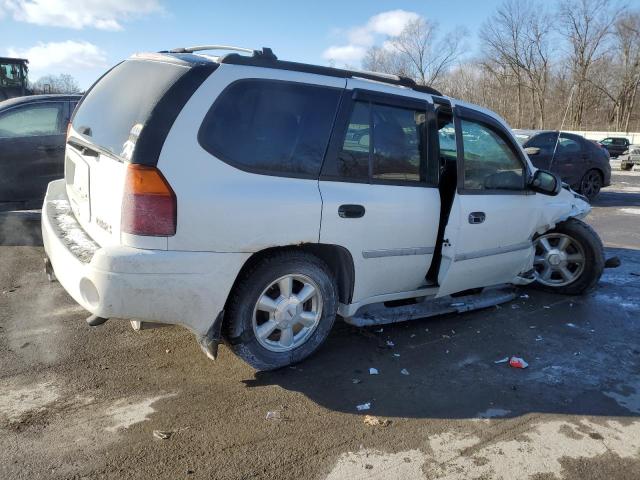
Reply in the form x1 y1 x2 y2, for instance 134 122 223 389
338 101 370 179
601 138 612 145
461 119 525 191
372 103 425 182
525 133 557 153
72 60 189 158
199 80 341 177
0 103 62 138
330 100 433 184
558 136 581 154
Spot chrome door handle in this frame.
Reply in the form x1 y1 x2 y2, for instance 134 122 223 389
468 212 486 224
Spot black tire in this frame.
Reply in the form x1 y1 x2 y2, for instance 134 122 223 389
579 169 603 201
620 163 633 171
224 251 337 371
532 218 604 295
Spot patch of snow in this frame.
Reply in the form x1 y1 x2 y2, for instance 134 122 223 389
104 394 176 433
620 208 640 215
0 381 60 422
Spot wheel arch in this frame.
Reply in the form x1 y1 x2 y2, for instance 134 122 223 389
224 243 355 312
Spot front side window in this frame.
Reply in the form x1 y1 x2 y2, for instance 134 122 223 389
461 119 525 191
0 103 63 138
330 100 433 185
199 80 342 177
601 138 612 145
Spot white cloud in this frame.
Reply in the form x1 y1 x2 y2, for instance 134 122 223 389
367 10 420 37
323 9 419 64
7 41 107 77
1 0 163 30
322 45 367 64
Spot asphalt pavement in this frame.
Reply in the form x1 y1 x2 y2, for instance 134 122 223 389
1 168 639 480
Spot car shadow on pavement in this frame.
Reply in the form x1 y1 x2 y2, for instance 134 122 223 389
0 211 42 246
593 191 640 208
245 247 640 421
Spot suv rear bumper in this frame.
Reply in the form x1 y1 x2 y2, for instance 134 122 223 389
42 179 249 336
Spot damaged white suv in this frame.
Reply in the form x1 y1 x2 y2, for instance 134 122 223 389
42 45 606 370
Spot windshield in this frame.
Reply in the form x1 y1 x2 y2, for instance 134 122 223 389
0 62 27 88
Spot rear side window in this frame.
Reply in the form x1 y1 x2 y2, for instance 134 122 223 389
326 100 434 185
0 103 63 138
198 79 342 177
72 60 190 158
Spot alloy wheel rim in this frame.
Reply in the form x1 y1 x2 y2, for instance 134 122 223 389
533 233 586 287
582 172 601 198
252 274 323 353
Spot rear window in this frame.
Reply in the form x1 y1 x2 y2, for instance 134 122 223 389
72 60 190 158
198 79 342 178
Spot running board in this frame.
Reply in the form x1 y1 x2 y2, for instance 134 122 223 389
343 286 517 327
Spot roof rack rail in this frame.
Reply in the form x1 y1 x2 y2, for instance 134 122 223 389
218 50 442 96
167 45 278 60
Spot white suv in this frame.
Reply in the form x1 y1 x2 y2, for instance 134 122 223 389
42 46 605 370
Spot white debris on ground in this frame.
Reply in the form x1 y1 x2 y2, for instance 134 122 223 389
356 402 371 411
620 208 640 215
369 368 379 375
104 394 176 432
0 380 60 422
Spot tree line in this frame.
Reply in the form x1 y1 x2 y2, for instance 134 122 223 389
361 0 640 132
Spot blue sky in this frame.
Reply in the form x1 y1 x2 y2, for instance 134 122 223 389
1 0 506 88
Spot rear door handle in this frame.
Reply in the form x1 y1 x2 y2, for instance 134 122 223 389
338 204 365 218
468 212 486 224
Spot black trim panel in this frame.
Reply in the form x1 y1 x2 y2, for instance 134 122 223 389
133 63 217 166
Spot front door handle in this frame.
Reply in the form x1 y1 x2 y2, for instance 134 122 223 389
468 212 485 224
339 204 365 218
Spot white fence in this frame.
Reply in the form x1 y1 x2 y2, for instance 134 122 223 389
564 130 640 144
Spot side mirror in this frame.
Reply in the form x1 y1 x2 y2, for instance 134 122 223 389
524 147 540 156
529 169 561 196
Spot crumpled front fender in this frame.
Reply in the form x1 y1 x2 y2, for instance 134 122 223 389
534 187 591 236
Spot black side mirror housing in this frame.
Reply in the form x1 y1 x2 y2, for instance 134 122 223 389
529 169 561 196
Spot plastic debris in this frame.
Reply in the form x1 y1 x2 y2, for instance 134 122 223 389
543 306 551 309
265 411 282 420
566 323 577 328
165 349 171 354
520 293 529 299
352 378 362 384
535 335 543 341
400 368 410 376
153 430 173 440
392 353 401 358
356 402 371 411
509 357 529 369
386 340 395 347
374 328 384 333
369 367 379 375
363 415 390 427
494 357 509 364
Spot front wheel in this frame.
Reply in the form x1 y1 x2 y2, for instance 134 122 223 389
532 218 604 295
224 251 337 371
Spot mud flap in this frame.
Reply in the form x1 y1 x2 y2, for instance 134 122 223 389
197 311 224 361
344 286 517 327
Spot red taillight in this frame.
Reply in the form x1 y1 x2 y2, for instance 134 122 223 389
121 164 177 236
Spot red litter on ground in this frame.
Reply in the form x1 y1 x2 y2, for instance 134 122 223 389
509 356 529 369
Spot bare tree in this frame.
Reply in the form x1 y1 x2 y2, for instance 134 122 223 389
362 19 466 86
612 13 640 131
559 0 621 128
32 74 81 94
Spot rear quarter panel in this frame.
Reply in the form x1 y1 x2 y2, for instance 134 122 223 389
159 64 346 252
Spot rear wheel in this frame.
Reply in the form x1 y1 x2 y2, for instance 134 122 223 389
532 219 604 295
621 163 633 171
224 251 337 370
579 169 602 201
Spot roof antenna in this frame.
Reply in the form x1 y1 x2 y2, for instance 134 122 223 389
549 84 576 170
